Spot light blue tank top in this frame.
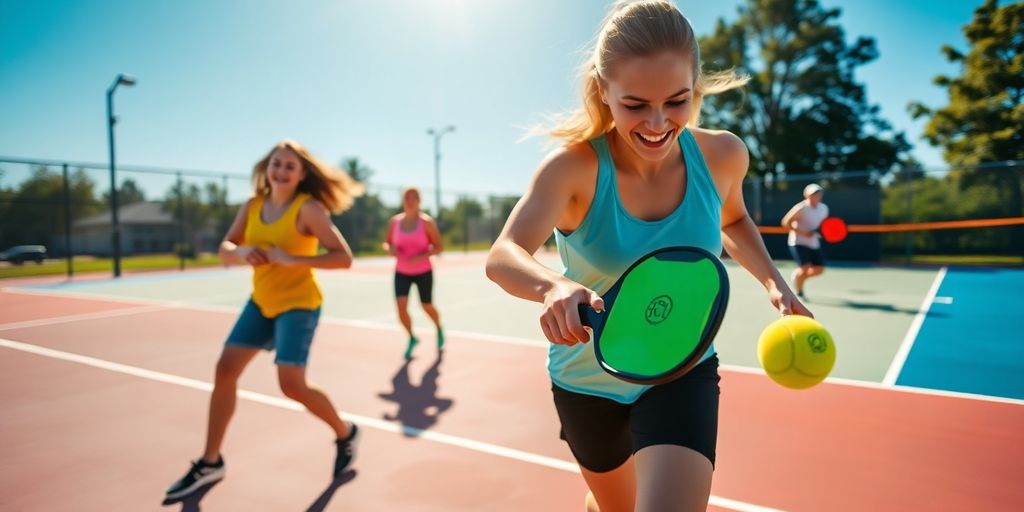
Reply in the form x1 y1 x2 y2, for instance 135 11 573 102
550 129 723 403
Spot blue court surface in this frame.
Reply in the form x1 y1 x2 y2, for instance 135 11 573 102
896 266 1024 400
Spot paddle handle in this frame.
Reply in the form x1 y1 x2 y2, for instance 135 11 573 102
577 304 592 328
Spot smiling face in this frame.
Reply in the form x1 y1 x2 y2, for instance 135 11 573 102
598 50 695 163
266 147 306 195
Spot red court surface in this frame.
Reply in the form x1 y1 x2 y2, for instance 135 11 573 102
1 288 1022 511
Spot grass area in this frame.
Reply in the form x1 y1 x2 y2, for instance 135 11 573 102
0 244 506 280
6 251 1019 279
0 254 223 279
882 254 1024 266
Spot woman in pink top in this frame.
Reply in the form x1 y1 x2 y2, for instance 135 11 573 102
383 187 444 359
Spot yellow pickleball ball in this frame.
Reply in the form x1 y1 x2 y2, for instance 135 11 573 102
757 315 836 389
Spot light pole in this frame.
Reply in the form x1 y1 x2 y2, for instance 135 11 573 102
426 125 455 223
106 73 136 278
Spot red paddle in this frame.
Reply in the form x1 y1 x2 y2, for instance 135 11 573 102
819 217 848 243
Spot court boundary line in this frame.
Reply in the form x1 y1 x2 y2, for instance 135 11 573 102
0 336 783 512
7 284 1022 406
0 304 166 332
3 287 548 347
882 266 947 386
721 362 1023 406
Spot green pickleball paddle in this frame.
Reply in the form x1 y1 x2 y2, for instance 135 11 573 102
578 246 729 385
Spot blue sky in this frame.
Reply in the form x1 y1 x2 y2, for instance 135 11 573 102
0 0 985 207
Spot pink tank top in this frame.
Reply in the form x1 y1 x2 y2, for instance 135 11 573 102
393 216 432 275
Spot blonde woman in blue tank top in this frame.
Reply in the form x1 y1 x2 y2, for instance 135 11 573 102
486 2 813 511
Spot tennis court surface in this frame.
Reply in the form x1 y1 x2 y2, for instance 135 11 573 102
2 252 1022 511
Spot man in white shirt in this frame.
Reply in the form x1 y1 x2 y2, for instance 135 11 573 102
781 183 829 299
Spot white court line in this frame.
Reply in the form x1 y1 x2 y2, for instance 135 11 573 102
4 287 549 348
364 293 511 323
0 337 783 512
0 305 167 332
882 266 948 387
8 284 1022 406
722 362 1024 407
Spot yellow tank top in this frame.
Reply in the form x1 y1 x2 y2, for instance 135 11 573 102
244 193 322 317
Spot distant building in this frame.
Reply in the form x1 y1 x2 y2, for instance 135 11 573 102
71 201 218 256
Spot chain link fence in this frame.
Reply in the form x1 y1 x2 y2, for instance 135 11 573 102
2 156 1020 277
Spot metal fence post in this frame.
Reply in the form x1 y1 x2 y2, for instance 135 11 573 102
62 163 73 278
177 171 185 271
904 167 913 263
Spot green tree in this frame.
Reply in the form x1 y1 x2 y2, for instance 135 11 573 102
0 166 102 250
908 0 1024 217
442 196 484 247
334 157 389 253
487 194 521 241
699 0 909 176
204 181 235 237
102 178 146 205
162 179 228 255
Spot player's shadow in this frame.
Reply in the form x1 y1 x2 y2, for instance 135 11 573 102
811 297 943 316
377 352 454 436
161 480 219 511
161 468 358 511
305 470 358 512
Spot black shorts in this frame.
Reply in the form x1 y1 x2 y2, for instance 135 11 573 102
551 355 720 473
394 270 433 304
789 245 825 266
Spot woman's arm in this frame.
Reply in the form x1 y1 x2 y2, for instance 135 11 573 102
381 216 398 255
781 203 814 238
423 216 444 256
714 136 812 317
266 201 353 269
219 199 267 266
485 147 603 345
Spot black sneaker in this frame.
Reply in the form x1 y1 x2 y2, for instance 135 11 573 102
165 456 225 500
334 422 360 476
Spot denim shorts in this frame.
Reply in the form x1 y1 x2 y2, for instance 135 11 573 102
225 299 321 366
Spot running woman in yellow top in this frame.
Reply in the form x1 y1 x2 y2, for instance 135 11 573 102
166 140 364 501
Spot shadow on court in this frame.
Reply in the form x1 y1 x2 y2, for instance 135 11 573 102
160 470 359 511
809 296 945 316
306 470 358 512
377 352 454 436
161 480 219 510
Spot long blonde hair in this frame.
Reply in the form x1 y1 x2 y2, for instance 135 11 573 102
548 0 748 145
252 139 365 214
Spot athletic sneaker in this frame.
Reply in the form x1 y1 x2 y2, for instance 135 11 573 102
334 422 360 476
436 328 445 349
403 336 418 360
165 456 225 500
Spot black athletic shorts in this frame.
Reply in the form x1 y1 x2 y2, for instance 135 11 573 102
789 244 826 266
394 270 433 304
551 355 720 473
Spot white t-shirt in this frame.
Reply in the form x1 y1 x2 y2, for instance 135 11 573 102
787 201 829 249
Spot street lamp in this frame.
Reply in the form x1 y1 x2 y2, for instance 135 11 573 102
106 73 136 278
426 125 455 223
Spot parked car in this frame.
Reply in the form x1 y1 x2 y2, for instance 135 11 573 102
0 245 47 265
